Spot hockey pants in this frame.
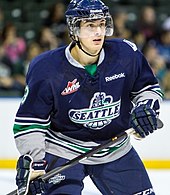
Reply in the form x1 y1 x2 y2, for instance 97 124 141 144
43 147 155 195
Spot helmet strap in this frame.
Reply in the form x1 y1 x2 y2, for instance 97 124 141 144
76 40 101 57
72 37 102 57
70 34 101 57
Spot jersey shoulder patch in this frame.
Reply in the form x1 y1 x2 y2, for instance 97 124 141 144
123 39 137 51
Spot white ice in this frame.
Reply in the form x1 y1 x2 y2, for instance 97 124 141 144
1 169 170 195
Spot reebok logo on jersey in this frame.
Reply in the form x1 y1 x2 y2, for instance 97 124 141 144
105 73 125 82
61 79 80 95
69 92 121 130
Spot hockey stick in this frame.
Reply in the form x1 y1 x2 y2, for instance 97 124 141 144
7 128 134 195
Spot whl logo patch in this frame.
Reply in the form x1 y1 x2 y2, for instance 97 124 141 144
69 92 121 130
61 79 80 95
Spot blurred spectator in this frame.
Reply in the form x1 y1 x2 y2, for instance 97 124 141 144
162 17 170 31
0 23 27 96
156 18 170 69
0 7 5 36
0 44 25 96
112 8 132 40
23 41 42 75
37 26 59 51
43 2 68 45
142 42 167 87
0 1 170 99
0 44 13 86
133 6 159 42
132 31 146 51
162 70 170 99
1 23 26 65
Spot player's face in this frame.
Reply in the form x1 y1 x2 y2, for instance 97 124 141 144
78 19 105 53
79 19 106 38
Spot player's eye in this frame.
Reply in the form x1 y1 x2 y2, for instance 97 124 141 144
100 23 106 28
86 23 95 28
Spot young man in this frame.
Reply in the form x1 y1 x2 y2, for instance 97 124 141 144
14 0 163 194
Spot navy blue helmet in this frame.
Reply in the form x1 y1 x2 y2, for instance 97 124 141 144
65 0 114 37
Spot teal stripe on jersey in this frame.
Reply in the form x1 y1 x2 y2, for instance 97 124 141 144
152 88 164 98
46 132 129 157
13 123 50 134
67 137 128 156
131 84 163 98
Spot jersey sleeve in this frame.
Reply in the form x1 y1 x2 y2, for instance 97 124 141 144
130 50 164 115
13 60 54 161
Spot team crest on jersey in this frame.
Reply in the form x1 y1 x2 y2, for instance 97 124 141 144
61 79 80 95
69 92 121 130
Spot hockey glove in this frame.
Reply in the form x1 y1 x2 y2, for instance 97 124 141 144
130 104 157 138
16 155 47 195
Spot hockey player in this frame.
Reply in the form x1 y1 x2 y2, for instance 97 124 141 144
14 0 163 194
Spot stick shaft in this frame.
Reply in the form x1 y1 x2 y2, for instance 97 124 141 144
42 128 133 181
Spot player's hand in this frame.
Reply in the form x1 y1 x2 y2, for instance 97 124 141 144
130 104 157 138
16 155 47 195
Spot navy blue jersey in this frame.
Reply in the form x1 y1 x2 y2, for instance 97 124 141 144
13 39 163 163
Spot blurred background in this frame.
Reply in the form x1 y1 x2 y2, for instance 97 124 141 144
0 0 170 98
0 0 170 194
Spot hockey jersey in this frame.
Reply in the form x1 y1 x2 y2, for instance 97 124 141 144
13 39 163 164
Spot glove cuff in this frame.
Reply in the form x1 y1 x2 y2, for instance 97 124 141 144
31 160 47 180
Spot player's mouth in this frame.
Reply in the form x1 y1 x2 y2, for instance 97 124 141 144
93 38 102 44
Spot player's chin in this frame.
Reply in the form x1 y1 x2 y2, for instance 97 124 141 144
92 44 103 53
90 48 102 55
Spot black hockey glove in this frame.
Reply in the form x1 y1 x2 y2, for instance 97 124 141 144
16 155 47 195
130 104 157 138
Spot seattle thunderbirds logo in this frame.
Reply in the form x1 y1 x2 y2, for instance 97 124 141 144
69 92 121 130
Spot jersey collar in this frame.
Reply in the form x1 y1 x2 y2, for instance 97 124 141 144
65 42 105 69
